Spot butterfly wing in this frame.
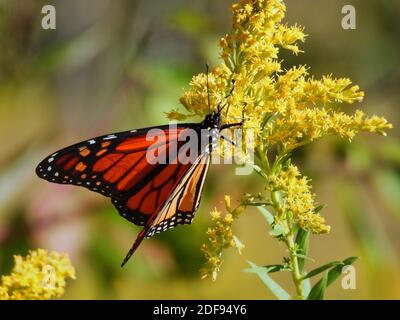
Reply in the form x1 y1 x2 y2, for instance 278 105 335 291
36 125 194 226
147 153 210 238
120 153 211 266
110 155 194 226
37 122 218 267
112 128 209 228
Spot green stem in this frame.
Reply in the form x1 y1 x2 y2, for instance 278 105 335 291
256 146 305 299
256 145 270 174
286 234 305 299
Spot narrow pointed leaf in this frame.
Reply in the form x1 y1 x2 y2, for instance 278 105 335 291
313 204 326 214
306 256 358 300
295 227 310 272
250 164 268 179
261 264 288 273
269 223 285 237
326 257 358 287
257 206 274 225
303 278 311 297
243 261 290 300
307 274 328 300
302 261 341 280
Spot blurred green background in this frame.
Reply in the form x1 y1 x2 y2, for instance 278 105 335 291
0 0 399 299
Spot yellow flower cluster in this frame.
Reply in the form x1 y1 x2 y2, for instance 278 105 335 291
183 0 392 281
200 196 245 281
269 165 330 234
169 0 391 153
266 109 392 151
0 249 76 300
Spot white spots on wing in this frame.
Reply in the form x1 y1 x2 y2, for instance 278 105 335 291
48 157 54 163
88 139 96 144
130 129 137 133
103 134 117 140
47 166 52 171
54 172 59 177
145 214 186 238
51 152 58 157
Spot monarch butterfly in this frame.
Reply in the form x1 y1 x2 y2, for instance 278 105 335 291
36 78 241 267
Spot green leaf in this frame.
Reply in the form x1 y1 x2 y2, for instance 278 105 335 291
269 223 285 237
243 261 290 300
342 256 358 265
257 206 274 225
306 256 358 300
307 274 328 300
251 164 267 179
313 204 326 214
295 227 310 272
261 264 288 273
302 261 341 280
326 256 358 287
302 278 311 297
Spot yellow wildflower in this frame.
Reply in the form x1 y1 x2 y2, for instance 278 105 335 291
269 164 330 234
189 0 390 284
0 249 76 300
170 0 391 154
200 198 246 280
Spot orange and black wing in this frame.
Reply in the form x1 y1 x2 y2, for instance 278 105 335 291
146 153 210 238
36 125 195 227
37 123 217 266
120 153 211 266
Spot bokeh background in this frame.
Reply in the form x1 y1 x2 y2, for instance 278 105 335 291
0 0 399 299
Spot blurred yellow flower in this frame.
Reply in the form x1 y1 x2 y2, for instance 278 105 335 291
0 249 76 300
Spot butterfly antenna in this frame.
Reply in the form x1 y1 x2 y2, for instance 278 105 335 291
206 63 211 113
219 79 236 115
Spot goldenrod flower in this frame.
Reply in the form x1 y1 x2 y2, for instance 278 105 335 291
171 0 391 154
0 249 76 300
178 0 391 290
269 164 330 234
200 200 246 280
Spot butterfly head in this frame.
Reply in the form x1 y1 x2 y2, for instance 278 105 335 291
202 111 222 130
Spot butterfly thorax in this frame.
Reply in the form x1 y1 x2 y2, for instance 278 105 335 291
201 112 221 130
200 112 222 152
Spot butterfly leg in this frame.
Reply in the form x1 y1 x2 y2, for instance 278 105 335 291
220 135 237 146
220 122 243 130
